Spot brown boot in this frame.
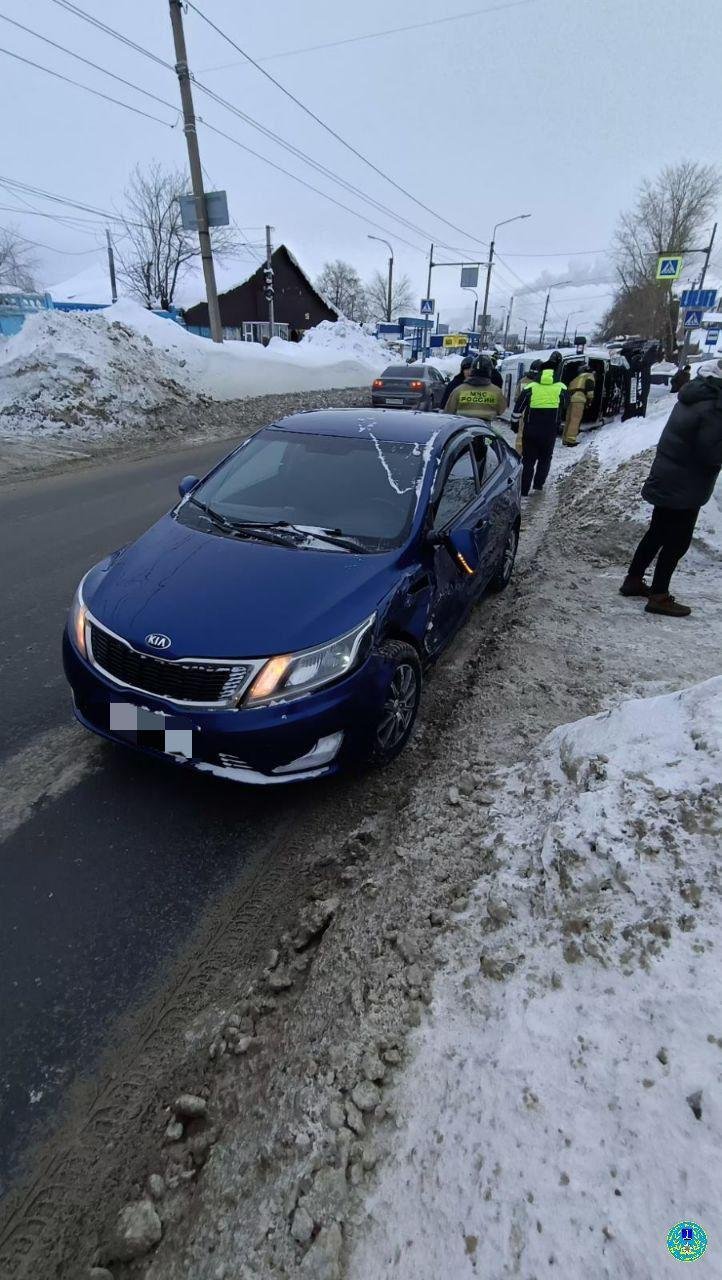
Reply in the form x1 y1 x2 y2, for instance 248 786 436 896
645 593 691 617
619 575 651 598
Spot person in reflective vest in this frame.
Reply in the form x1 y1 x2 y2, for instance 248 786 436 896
444 354 507 420
563 365 596 446
511 354 567 494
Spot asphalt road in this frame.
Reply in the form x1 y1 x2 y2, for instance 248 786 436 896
0 437 293 1191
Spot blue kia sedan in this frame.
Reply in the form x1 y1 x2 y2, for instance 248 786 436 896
63 409 521 784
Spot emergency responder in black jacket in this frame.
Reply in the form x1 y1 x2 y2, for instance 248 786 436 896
620 359 722 616
511 352 567 494
440 356 473 410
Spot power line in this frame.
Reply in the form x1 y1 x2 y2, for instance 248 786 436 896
0 12 180 114
49 0 172 70
0 175 139 227
1 226 100 256
198 117 428 254
193 78 462 251
0 202 112 232
199 0 540 70
42 0 480 257
0 46 176 126
40 0 476 257
186 1 492 251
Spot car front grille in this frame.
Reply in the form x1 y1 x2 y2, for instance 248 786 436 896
88 621 253 706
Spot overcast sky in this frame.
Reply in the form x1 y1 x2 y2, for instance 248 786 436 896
2 0 720 336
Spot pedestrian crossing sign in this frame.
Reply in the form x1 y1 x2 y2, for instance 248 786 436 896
656 255 683 281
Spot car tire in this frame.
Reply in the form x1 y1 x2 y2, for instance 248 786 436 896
489 522 519 592
368 641 422 767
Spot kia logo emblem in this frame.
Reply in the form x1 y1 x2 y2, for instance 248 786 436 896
145 633 171 650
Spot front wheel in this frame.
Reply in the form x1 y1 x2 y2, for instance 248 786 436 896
369 641 422 767
489 522 519 592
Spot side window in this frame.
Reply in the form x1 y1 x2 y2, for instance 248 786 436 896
434 447 477 528
471 434 501 487
428 367 440 382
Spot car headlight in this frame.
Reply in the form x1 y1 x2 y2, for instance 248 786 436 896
245 615 375 706
68 575 90 658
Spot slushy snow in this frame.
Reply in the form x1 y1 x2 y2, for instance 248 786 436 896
349 677 722 1280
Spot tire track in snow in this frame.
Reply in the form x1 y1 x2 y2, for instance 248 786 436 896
0 724 100 845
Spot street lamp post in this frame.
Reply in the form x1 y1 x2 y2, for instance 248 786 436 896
561 310 584 343
538 281 572 348
480 213 531 349
368 234 394 323
463 287 479 332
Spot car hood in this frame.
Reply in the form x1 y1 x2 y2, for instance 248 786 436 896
85 515 404 658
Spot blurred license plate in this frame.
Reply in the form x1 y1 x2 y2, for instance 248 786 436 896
109 702 194 757
385 397 403 405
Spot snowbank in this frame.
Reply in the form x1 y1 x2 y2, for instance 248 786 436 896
0 302 390 438
350 677 722 1280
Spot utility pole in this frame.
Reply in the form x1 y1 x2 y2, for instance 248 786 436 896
678 221 717 369
539 290 551 347
105 227 117 304
422 243 434 362
480 240 494 351
168 0 223 343
522 321 528 352
386 251 394 323
265 224 275 332
503 294 514 348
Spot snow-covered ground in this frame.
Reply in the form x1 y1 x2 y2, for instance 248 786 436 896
349 676 722 1279
0 302 391 439
346 392 722 1280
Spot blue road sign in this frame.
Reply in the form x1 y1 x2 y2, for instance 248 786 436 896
681 289 717 310
684 308 705 328
657 255 683 280
705 328 719 346
420 297 435 315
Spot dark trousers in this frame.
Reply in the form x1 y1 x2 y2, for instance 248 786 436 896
628 506 699 594
521 423 556 495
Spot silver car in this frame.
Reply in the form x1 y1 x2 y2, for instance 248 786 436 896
371 364 448 411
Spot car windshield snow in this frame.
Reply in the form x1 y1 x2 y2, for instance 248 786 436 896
177 428 427 551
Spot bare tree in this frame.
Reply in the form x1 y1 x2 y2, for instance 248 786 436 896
0 226 38 291
601 161 721 352
116 162 240 310
364 269 414 322
316 259 365 317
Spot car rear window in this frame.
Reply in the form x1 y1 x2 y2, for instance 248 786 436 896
181 428 428 551
382 366 415 378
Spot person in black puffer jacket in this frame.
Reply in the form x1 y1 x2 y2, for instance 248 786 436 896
620 359 722 616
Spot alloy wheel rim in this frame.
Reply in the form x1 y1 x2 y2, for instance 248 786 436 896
377 663 417 750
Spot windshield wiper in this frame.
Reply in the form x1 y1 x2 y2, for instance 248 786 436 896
288 525 369 553
186 505 367 552
187 502 302 546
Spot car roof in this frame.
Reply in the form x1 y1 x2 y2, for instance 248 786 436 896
266 408 464 446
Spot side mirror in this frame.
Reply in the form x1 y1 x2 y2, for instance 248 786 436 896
446 525 480 575
178 474 199 498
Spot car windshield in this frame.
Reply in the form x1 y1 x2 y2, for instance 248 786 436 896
382 366 419 379
177 428 427 551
